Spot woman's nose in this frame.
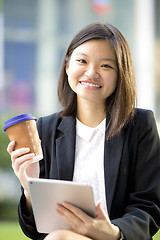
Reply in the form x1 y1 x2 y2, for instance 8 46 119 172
84 67 100 80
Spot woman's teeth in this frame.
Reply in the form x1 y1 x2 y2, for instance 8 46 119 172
80 82 101 88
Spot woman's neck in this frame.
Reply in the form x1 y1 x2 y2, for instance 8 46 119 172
76 98 106 128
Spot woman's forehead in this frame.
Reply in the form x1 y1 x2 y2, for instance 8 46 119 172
71 39 116 60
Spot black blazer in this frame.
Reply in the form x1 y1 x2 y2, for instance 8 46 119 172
18 108 160 240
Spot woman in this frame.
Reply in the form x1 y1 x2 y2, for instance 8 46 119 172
7 23 160 240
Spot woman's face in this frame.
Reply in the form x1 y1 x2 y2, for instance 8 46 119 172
66 39 118 106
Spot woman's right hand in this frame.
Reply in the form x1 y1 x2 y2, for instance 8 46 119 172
7 140 40 209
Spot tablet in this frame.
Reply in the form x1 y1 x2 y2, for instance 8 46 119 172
28 178 96 233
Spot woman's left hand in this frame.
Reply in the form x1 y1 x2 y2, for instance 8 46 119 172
56 201 120 240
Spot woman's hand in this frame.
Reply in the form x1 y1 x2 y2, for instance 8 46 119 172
56 201 120 240
7 140 40 209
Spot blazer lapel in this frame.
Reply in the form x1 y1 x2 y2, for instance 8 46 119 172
55 116 76 181
104 133 125 215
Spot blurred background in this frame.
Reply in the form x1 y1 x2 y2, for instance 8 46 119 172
0 0 160 239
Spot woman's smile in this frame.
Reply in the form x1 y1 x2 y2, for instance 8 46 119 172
79 80 102 89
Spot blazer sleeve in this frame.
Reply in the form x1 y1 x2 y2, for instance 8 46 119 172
18 189 47 240
112 110 160 240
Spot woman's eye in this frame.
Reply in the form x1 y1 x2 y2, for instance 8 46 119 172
78 59 86 64
102 64 112 69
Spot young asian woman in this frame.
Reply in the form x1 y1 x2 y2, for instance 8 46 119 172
7 23 160 240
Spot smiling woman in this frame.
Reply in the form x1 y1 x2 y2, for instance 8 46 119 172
6 23 160 240
58 23 136 138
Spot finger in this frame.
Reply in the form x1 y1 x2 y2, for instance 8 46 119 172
95 201 109 221
56 203 74 218
56 204 84 232
11 147 30 162
13 153 35 173
7 140 16 154
18 158 37 189
62 202 92 222
20 157 36 178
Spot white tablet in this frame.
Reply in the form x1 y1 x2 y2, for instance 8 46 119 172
27 178 96 233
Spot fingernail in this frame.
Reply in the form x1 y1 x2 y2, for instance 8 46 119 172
24 148 30 152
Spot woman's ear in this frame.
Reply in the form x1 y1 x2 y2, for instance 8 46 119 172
65 62 69 76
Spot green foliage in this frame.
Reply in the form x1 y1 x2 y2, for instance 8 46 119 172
0 115 11 169
154 230 160 240
0 221 30 239
0 200 18 221
0 0 3 12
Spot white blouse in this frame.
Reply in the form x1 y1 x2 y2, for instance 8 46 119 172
73 118 108 214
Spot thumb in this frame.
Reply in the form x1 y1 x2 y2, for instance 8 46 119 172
96 201 109 220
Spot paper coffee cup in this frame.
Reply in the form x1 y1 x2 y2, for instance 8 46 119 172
4 113 43 162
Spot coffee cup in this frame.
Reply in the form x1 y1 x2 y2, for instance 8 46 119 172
4 113 43 162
